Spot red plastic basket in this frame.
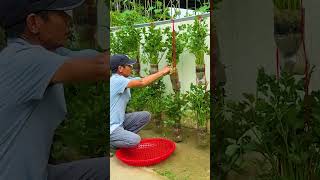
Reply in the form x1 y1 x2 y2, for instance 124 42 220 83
115 138 176 166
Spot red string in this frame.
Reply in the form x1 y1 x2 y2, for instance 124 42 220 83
198 15 207 87
171 18 176 68
211 0 216 92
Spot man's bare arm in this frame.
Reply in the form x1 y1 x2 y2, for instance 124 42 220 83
127 66 171 88
51 53 109 83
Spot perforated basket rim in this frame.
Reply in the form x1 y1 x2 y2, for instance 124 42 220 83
115 138 176 166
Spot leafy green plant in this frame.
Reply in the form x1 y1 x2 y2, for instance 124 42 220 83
181 16 209 65
273 0 301 10
163 25 187 65
50 82 108 163
151 0 170 21
195 3 210 13
145 80 166 115
111 9 150 27
127 86 153 112
212 86 247 180
232 67 320 180
273 0 301 34
163 93 187 128
185 83 210 128
110 25 141 59
141 23 167 65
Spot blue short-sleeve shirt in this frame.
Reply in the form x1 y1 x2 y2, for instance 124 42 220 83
0 38 100 180
110 74 141 134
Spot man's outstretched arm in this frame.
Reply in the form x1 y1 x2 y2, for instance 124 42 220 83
127 66 171 88
51 52 109 83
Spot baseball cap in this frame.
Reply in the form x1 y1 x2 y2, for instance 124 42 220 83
110 54 136 72
0 0 86 29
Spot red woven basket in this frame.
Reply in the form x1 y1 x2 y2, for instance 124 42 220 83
115 138 176 166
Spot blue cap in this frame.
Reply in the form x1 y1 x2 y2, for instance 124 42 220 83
110 54 136 72
0 0 85 29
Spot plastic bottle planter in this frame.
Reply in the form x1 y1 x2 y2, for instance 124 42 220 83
197 127 209 147
133 63 141 76
196 64 206 85
274 9 302 58
173 126 183 142
170 72 181 92
133 56 141 76
149 64 159 74
153 113 163 134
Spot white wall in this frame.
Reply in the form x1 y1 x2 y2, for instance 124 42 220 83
216 0 276 100
305 0 320 91
216 0 320 100
135 17 211 94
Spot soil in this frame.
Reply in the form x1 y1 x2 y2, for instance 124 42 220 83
140 127 210 180
110 157 165 180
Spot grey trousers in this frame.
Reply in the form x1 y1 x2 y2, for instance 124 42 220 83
48 157 109 180
110 111 151 149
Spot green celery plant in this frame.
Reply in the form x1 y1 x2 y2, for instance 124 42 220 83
273 0 301 10
110 25 141 57
186 83 210 146
212 86 249 180
127 87 153 112
141 23 167 67
233 67 320 180
273 0 301 35
111 24 142 75
186 84 210 129
146 80 167 132
163 93 187 142
181 16 209 66
163 25 186 66
111 9 150 27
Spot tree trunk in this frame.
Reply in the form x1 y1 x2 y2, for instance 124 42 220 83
196 64 206 85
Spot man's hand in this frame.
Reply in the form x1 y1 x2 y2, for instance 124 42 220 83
160 66 172 75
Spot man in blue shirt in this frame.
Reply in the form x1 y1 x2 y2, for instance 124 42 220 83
110 54 171 149
0 0 109 179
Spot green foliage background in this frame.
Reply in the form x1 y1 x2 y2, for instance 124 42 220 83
50 82 108 163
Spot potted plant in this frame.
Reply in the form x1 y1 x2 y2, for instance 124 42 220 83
163 93 187 142
186 83 210 146
145 80 166 133
142 22 167 74
164 25 186 92
273 0 302 58
182 16 209 85
141 23 167 131
127 87 153 113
